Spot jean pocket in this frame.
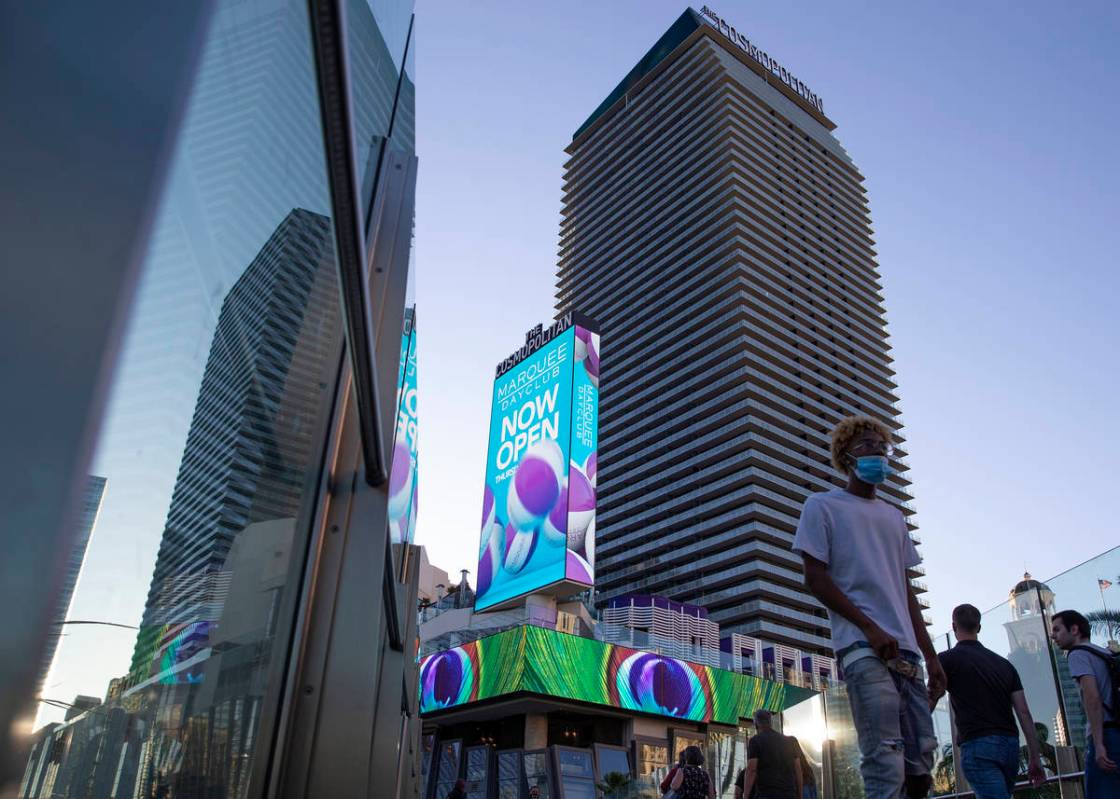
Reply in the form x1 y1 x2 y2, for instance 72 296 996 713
846 656 891 690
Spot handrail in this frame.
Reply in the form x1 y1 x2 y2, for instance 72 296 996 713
931 771 1085 798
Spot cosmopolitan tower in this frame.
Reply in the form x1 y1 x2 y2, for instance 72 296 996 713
555 7 926 655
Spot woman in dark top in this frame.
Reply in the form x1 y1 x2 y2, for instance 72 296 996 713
668 745 715 799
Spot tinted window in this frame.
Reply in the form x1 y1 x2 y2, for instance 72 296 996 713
21 0 342 796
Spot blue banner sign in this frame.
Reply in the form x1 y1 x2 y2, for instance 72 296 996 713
476 312 599 611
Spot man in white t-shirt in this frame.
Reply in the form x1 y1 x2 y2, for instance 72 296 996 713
1050 609 1119 797
793 415 944 799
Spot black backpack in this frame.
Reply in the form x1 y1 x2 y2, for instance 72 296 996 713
1071 645 1120 714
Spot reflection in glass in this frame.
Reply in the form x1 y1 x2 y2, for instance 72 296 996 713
464 745 490 799
523 751 551 798
420 733 436 799
348 0 415 226
435 739 464 799
15 0 403 795
555 748 595 799
389 307 419 555
634 741 669 795
706 727 741 799
821 682 863 799
497 750 523 799
594 744 630 784
33 476 108 702
782 695 825 799
923 552 1120 797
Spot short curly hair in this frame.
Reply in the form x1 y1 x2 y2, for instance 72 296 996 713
830 415 893 475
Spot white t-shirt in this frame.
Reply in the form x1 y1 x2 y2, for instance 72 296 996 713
792 488 921 655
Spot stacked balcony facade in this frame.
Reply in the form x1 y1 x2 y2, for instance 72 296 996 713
556 18 925 656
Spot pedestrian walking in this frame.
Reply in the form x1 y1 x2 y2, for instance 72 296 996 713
793 415 944 798
1050 609 1120 798
938 603 1045 798
667 745 714 799
446 778 467 799
736 709 799 799
786 736 817 799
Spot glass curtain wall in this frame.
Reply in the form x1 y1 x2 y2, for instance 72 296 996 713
815 546 1120 799
16 0 416 797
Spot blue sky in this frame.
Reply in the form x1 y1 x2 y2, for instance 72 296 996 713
413 0 1120 632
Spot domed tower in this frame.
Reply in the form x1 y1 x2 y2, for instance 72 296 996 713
1003 571 1085 749
1004 573 1064 745
1006 573 1055 654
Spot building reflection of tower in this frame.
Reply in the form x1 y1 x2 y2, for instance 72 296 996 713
1003 572 1085 751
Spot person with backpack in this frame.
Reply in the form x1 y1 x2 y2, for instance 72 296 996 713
1050 608 1120 797
667 745 714 799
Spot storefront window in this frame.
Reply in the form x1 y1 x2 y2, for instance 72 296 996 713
634 739 669 796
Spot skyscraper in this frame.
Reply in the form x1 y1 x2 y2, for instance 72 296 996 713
131 208 338 679
33 475 107 699
555 8 925 655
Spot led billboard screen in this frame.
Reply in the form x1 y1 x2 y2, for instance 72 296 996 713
418 626 803 724
389 309 418 545
475 312 599 611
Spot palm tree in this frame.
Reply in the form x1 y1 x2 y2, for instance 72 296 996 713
932 742 955 794
597 771 631 798
1085 609 1120 641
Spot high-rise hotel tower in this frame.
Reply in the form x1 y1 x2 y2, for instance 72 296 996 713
556 7 926 655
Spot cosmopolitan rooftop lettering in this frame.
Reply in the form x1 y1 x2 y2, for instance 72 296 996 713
495 312 574 377
699 6 825 115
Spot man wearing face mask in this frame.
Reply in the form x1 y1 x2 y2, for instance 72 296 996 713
793 416 944 799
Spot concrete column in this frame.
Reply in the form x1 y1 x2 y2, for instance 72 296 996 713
525 712 548 749
627 716 670 741
524 593 558 627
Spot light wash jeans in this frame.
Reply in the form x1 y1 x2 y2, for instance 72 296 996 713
959 734 1019 799
844 654 937 799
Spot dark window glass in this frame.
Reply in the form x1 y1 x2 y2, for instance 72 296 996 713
348 0 414 205
21 0 345 796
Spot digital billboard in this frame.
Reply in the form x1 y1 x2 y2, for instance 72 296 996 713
475 312 600 611
389 308 418 545
417 626 804 724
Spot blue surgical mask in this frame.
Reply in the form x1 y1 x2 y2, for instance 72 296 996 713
853 455 891 485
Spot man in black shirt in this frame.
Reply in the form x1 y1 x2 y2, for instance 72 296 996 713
938 604 1046 799
736 709 801 799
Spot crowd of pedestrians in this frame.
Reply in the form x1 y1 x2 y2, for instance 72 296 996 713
650 413 1119 799
787 415 1119 799
488 411 1119 799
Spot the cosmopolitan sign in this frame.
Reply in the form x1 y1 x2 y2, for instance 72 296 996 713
476 311 600 612
699 6 824 115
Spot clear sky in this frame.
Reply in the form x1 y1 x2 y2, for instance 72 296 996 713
412 0 1120 633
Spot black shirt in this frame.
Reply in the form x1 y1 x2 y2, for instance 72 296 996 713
938 639 1024 744
742 729 797 799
